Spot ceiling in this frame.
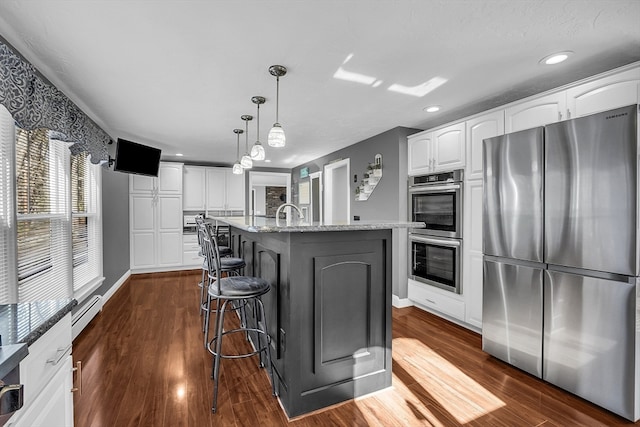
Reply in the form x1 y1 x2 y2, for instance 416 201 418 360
0 0 639 169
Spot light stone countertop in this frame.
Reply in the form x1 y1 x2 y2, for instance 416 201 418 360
210 216 425 233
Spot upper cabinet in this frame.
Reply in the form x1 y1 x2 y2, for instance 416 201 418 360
566 67 640 118
205 167 245 214
407 132 432 175
183 166 206 210
408 122 465 175
130 162 183 195
432 122 466 172
505 92 567 133
466 110 505 181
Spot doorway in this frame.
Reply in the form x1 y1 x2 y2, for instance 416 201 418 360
309 171 322 223
248 171 291 217
323 159 350 223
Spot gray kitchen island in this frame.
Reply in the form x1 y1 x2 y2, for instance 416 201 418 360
211 216 423 417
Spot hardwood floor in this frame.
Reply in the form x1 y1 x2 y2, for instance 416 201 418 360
73 271 637 426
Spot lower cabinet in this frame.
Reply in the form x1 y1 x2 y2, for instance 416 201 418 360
12 356 74 427
408 278 465 320
182 233 200 268
7 313 75 427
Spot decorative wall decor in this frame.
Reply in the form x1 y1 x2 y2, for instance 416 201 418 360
355 153 382 201
0 40 112 163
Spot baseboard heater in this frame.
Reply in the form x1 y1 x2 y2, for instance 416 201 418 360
72 295 103 340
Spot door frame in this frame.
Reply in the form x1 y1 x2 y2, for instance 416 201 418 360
323 159 350 223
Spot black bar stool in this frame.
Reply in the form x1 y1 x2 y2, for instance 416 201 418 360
197 222 247 348
200 224 276 413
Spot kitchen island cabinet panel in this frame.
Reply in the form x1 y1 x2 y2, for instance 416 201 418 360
227 226 392 417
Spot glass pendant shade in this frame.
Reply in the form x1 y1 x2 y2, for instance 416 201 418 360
232 162 243 174
241 153 253 169
268 123 286 147
250 142 265 160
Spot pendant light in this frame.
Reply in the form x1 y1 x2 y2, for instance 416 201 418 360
240 115 253 169
232 129 244 174
250 96 266 160
267 65 287 148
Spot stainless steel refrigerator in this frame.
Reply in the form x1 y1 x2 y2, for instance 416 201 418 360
482 104 639 421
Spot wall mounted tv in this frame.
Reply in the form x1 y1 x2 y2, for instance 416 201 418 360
113 138 162 177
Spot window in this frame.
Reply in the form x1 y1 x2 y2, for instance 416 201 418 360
0 104 103 304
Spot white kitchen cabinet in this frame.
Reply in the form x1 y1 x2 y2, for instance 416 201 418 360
183 165 206 210
463 179 483 330
130 162 183 271
8 314 74 427
408 279 465 321
183 233 201 268
407 131 432 175
466 110 504 180
566 67 640 118
13 356 74 427
432 122 466 172
407 122 465 175
505 92 567 133
205 167 245 214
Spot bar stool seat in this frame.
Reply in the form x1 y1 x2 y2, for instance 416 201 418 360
209 276 270 298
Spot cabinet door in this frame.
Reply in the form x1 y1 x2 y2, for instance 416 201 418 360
566 67 640 118
205 168 227 211
408 132 432 175
130 194 156 233
157 196 182 231
131 232 156 268
129 173 155 194
466 111 504 180
13 356 73 427
433 122 465 171
183 166 206 210
158 231 183 266
505 92 567 132
463 179 483 329
157 162 183 194
225 169 245 212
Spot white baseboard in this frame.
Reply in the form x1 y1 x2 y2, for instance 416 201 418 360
103 269 131 305
392 295 413 308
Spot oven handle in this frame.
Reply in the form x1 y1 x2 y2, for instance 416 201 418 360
410 235 461 247
409 184 460 193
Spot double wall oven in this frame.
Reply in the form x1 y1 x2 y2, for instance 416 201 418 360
409 169 463 293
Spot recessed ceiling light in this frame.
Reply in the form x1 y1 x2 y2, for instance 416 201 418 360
539 51 573 65
175 153 183 157
264 159 272 163
423 105 440 113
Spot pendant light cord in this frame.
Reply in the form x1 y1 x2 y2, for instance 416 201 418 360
275 76 279 123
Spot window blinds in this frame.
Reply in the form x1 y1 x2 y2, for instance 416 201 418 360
15 128 72 302
71 151 102 292
0 106 16 304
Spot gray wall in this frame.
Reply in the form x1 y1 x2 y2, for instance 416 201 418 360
292 127 420 221
97 168 130 297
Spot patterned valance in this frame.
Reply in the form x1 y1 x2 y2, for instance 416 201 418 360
0 40 111 163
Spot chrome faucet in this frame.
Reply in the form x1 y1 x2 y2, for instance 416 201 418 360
276 203 304 220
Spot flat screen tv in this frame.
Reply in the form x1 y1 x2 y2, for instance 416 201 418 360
113 138 161 177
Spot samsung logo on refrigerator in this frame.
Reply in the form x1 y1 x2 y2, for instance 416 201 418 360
605 112 628 120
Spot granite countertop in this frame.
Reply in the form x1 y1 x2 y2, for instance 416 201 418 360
212 216 426 233
0 298 76 378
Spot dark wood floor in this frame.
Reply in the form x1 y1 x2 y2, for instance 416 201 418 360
73 270 638 426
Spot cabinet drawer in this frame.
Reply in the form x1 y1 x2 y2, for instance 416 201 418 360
183 250 202 266
408 280 465 320
182 233 198 244
19 313 72 405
